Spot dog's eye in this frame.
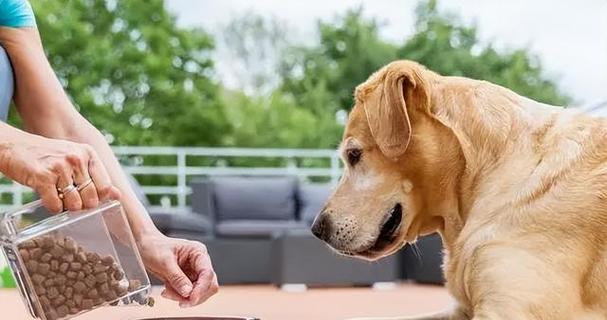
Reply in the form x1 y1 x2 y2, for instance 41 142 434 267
347 148 362 167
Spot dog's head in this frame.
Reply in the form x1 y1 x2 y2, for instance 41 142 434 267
312 60 457 260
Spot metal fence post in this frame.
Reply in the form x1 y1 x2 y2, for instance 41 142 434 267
12 181 23 207
177 149 187 212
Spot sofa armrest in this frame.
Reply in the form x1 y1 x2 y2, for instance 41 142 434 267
149 211 212 236
190 180 216 225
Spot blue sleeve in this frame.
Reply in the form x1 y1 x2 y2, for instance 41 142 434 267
0 0 37 28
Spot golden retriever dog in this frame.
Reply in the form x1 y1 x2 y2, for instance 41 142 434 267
311 60 607 320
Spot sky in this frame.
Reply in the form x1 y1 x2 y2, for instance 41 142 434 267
165 0 607 108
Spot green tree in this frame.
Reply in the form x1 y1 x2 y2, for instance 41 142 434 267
24 0 229 146
281 2 570 116
280 8 398 114
400 0 569 105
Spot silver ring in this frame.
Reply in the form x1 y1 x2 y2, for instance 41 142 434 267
77 178 93 192
57 184 77 194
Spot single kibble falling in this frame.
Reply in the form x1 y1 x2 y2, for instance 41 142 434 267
18 234 142 320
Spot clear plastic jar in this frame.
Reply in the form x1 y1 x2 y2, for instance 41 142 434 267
0 200 151 320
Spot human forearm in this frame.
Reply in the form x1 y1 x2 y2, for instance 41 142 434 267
67 120 160 240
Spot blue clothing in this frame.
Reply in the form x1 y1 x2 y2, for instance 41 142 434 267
0 46 13 121
0 0 36 28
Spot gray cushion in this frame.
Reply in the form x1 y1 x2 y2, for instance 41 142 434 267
298 183 332 224
150 211 211 234
169 213 212 233
216 220 307 237
0 46 14 122
212 177 297 221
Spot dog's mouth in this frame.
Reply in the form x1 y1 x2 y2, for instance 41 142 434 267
353 203 403 258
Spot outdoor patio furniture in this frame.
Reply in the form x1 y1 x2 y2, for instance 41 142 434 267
400 233 445 284
272 228 399 288
190 177 309 284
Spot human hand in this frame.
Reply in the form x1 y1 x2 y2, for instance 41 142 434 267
0 133 120 212
138 232 219 307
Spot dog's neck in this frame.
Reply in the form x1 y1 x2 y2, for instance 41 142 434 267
423 77 563 247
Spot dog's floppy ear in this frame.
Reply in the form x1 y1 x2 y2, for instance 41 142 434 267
362 63 428 159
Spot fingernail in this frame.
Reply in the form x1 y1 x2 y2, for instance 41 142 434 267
179 284 193 296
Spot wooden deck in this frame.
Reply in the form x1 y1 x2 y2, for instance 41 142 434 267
0 284 453 320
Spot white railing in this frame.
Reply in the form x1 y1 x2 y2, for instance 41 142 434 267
0 147 342 212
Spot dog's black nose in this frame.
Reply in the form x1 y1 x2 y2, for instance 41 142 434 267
311 214 332 241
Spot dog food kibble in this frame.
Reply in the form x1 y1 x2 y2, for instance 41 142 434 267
18 234 141 319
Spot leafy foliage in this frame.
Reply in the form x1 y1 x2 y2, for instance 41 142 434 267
26 0 229 146
281 1 570 119
18 0 570 152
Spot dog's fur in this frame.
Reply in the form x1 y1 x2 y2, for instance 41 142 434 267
313 60 607 320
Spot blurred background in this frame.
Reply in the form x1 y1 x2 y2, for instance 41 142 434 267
0 0 605 319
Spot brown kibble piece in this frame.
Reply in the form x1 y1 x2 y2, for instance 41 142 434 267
128 279 141 292
113 269 124 280
95 272 108 283
59 262 69 273
44 236 55 248
56 305 68 317
82 299 94 309
73 281 86 293
37 263 50 275
35 285 46 295
86 252 100 263
88 288 99 299
64 237 77 252
47 287 59 299
19 248 30 261
30 248 43 260
52 294 66 307
94 264 108 273
54 275 66 286
63 253 74 263
46 309 58 320
69 307 79 315
73 293 83 306
94 297 104 306
31 274 45 285
85 275 96 287
50 246 64 259
66 300 75 308
39 295 51 308
40 252 52 262
76 251 87 263
44 279 54 287
77 271 85 280
50 259 59 271
33 237 45 248
26 260 38 273
147 297 155 307
66 271 77 279
101 255 115 265
64 287 73 299
99 282 109 294
70 262 82 271
105 289 118 302
83 264 92 274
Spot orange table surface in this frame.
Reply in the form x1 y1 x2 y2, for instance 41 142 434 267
0 284 452 320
